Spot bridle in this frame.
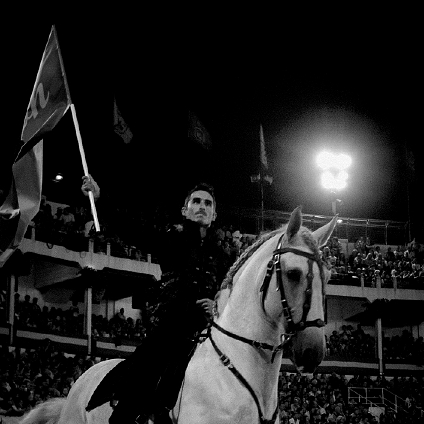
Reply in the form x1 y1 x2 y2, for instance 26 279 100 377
260 233 327 337
207 231 327 424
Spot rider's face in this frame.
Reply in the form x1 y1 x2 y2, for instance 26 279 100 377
182 190 216 227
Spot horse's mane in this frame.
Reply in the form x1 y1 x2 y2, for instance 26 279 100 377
220 228 281 291
220 223 321 292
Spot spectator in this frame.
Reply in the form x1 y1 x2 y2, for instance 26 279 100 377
53 207 64 231
114 308 126 323
19 295 32 326
59 207 76 232
33 201 54 237
31 297 41 318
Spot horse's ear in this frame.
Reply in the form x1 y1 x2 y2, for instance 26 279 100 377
313 215 338 248
286 206 302 241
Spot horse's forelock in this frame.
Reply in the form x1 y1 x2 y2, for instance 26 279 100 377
220 224 320 293
298 226 321 260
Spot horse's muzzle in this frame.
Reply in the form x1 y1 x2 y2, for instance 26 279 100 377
290 326 325 373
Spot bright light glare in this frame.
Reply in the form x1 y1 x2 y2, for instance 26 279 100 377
317 151 352 170
338 170 349 181
321 170 348 190
317 152 333 170
338 154 352 170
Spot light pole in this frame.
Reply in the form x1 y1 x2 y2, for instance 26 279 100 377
331 196 343 216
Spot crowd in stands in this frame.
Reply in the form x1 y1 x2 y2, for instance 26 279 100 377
29 198 258 266
325 325 424 366
29 198 151 259
28 199 424 290
1 293 423 368
0 338 422 422
24 199 424 300
277 371 423 423
321 236 424 290
0 338 97 417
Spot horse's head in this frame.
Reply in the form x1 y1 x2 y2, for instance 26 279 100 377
215 206 337 374
272 206 337 372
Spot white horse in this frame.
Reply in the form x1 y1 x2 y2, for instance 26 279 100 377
20 207 337 424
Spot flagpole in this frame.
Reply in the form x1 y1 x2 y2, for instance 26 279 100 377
53 25 100 232
260 172 264 232
259 124 265 232
69 105 100 232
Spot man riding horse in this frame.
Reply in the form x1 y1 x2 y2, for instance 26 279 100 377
82 178 231 423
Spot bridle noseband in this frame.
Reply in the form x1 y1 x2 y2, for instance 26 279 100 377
207 232 327 424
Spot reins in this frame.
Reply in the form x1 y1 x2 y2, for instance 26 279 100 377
210 320 288 363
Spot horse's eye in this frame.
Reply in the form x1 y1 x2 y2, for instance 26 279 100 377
287 269 302 282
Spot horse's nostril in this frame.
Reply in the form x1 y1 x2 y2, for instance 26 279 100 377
297 348 321 373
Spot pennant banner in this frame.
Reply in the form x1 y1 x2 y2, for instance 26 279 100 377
114 98 133 144
251 124 272 185
0 25 70 268
188 111 212 150
260 124 268 170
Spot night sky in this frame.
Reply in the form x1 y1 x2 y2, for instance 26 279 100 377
3 21 423 238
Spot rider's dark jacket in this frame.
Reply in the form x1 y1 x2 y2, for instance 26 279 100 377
149 219 229 333
86 218 231 422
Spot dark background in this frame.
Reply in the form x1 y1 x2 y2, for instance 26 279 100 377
2 19 423 239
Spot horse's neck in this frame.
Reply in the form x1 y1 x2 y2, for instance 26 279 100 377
211 233 284 407
219 235 285 347
219 290 281 345
214 298 282 405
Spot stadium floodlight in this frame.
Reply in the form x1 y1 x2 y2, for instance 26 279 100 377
317 151 351 192
317 151 352 171
317 151 351 215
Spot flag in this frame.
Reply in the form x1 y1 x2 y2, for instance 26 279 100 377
16 26 70 162
250 124 273 185
260 124 268 171
114 98 133 143
0 25 70 268
188 111 212 150
0 142 43 267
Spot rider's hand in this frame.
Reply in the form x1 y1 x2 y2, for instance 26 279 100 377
196 298 214 318
81 175 100 201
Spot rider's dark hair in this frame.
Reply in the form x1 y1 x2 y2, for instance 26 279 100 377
184 182 216 208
